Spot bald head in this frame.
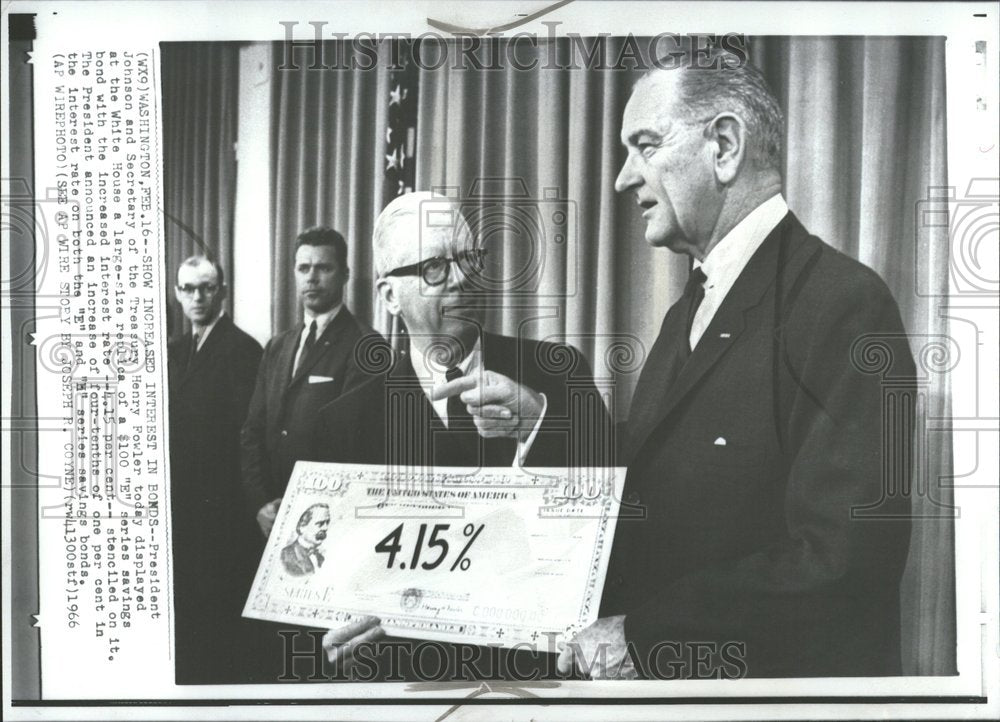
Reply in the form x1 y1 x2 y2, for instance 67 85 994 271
373 192 474 277
174 255 226 327
373 192 482 358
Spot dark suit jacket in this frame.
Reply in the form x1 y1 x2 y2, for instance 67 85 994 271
600 213 916 678
312 331 613 469
241 307 376 515
167 313 263 683
306 332 612 681
281 541 324 576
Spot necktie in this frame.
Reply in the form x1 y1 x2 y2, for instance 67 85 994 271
683 267 707 354
445 367 474 430
294 320 317 377
188 332 200 369
443 366 479 464
623 266 708 459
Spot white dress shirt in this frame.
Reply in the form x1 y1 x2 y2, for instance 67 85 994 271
408 338 548 467
292 303 343 373
690 194 789 350
191 310 224 352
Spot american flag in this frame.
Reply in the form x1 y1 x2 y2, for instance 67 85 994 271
383 41 418 203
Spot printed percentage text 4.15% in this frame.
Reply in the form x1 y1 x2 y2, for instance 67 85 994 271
374 523 484 571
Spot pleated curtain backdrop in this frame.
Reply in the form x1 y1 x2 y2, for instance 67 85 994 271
168 35 953 675
412 36 955 675
269 41 389 335
160 42 240 338
413 38 688 422
753 36 955 676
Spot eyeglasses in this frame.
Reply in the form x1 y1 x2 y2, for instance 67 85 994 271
177 283 220 297
382 248 488 286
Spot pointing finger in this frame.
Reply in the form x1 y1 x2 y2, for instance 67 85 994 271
460 383 513 406
430 375 478 402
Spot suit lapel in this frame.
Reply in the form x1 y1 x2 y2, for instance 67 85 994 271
172 332 196 387
177 316 230 389
626 213 799 462
624 305 689 460
276 324 301 388
286 308 354 389
397 351 447 433
294 544 313 574
480 332 514 378
386 352 448 465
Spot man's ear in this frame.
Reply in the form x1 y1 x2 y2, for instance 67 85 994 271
709 113 747 185
173 285 184 305
376 278 400 316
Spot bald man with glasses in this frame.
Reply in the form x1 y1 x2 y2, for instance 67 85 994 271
313 191 611 470
306 192 613 680
167 255 263 683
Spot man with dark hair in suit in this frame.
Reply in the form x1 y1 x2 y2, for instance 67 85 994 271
241 227 375 538
167 255 263 684
311 191 613 679
558 51 916 680
281 504 330 576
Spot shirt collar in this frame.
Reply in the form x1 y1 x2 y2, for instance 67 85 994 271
192 309 225 345
695 194 788 288
303 302 343 337
408 336 483 389
296 537 320 553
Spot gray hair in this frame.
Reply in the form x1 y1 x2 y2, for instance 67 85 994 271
644 48 784 171
373 191 472 276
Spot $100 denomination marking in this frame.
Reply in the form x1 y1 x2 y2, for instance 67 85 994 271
374 523 484 572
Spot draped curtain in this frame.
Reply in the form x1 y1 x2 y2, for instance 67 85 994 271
166 34 954 675
160 42 240 337
753 36 954 675
410 36 954 674
414 38 687 421
269 42 389 334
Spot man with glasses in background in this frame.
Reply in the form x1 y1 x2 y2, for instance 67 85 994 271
167 255 262 683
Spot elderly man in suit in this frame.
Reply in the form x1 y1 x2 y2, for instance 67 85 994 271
313 192 611 470
167 255 262 684
241 227 375 538
558 51 916 680
311 191 613 679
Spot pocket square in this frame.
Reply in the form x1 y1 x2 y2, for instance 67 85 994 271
308 375 334 384
713 437 727 446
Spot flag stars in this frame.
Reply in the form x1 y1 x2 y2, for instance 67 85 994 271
389 84 407 106
386 146 404 171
